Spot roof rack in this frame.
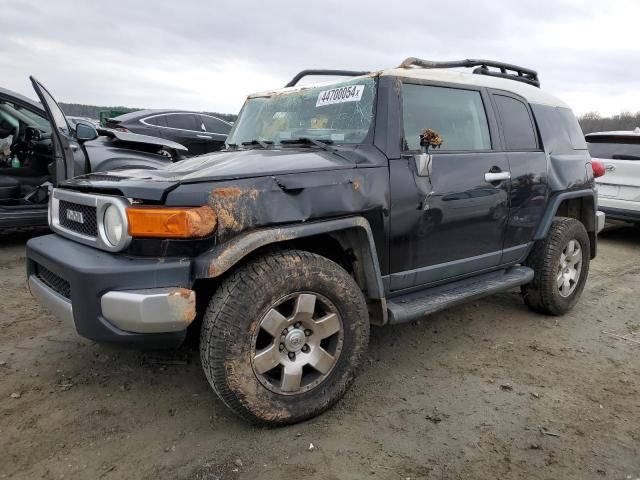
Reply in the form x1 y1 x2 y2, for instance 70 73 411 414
398 57 540 87
285 69 370 88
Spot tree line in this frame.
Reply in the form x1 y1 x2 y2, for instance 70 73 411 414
578 111 640 134
59 103 238 124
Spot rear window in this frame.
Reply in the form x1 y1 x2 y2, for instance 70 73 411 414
494 95 538 150
587 137 640 160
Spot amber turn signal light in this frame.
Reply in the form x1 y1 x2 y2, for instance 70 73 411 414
126 205 217 238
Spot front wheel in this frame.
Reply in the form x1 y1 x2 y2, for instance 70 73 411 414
200 250 369 425
521 217 590 315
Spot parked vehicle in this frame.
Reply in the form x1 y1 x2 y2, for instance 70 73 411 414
586 129 640 224
66 116 100 130
26 58 605 425
104 110 232 156
0 78 187 229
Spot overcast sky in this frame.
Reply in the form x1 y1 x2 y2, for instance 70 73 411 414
1 0 638 116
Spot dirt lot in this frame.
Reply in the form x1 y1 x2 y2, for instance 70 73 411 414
1 226 639 480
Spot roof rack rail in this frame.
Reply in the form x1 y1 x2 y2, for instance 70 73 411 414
398 57 540 88
285 69 370 88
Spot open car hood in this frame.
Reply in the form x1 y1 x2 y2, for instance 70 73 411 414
96 128 188 152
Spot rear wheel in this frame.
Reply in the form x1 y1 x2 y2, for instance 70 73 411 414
200 250 369 425
521 217 590 315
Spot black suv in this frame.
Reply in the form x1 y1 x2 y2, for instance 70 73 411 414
26 58 605 425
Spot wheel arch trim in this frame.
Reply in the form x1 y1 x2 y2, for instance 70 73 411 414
534 189 597 240
193 217 385 301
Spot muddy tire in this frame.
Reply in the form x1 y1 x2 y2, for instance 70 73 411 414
200 250 369 425
521 217 590 316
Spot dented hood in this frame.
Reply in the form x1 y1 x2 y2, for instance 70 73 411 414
97 148 357 183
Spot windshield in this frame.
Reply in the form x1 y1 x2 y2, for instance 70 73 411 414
0 101 51 132
227 77 376 146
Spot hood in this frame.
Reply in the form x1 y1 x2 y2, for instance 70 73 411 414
88 148 357 184
95 128 188 152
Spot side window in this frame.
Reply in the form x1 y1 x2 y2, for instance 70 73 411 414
145 115 167 127
200 115 231 134
494 95 538 150
166 114 197 131
402 84 491 151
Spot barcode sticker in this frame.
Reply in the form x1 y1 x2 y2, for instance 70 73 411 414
316 85 365 107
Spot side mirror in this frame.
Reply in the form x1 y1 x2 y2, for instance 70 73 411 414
75 121 99 142
414 128 443 178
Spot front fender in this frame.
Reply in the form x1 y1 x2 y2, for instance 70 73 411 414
193 216 384 303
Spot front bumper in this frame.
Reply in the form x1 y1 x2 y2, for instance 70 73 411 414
26 234 195 348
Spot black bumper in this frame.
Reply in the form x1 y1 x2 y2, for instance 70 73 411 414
600 206 640 223
26 234 193 348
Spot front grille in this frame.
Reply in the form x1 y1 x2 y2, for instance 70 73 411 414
36 264 71 299
59 200 98 237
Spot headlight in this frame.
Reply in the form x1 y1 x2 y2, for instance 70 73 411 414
103 204 124 246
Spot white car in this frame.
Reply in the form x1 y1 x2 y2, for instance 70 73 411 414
586 128 640 224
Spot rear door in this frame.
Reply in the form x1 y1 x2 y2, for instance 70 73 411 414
587 135 640 204
490 91 548 259
30 77 84 184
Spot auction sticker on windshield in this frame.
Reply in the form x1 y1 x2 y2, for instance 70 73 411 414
316 85 365 107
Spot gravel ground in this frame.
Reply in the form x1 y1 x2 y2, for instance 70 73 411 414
0 226 638 480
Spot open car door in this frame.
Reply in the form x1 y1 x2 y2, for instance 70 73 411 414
29 76 80 185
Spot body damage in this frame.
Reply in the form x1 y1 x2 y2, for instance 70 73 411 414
205 167 388 242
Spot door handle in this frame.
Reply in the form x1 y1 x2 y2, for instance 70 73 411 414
484 171 511 183
197 134 212 139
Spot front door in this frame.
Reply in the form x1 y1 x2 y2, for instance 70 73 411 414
30 77 83 184
389 82 510 291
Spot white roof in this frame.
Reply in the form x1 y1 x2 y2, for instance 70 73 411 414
380 67 569 108
249 67 570 109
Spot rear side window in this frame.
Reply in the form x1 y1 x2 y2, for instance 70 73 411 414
557 108 588 150
166 114 197 131
402 84 491 151
494 95 538 150
200 115 231 134
144 115 167 127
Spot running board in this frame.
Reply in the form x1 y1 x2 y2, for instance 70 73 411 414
387 266 534 324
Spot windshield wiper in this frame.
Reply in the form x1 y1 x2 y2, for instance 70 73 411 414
241 139 273 149
280 137 336 152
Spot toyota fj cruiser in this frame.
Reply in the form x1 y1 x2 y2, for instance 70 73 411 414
26 58 605 425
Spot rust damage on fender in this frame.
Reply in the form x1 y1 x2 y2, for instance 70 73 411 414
167 288 197 324
209 186 260 238
200 169 387 277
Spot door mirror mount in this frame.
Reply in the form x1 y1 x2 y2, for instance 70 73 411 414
414 152 432 178
75 121 99 142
